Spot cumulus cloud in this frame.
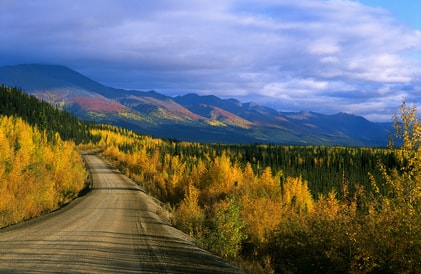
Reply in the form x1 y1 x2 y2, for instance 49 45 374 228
1 0 421 121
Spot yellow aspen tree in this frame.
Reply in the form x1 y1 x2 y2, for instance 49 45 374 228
243 162 257 186
258 166 281 199
231 161 244 189
391 100 421 213
166 155 186 199
206 154 232 197
210 154 230 189
173 182 204 238
314 191 340 220
240 195 282 249
393 100 421 151
0 124 11 182
16 119 36 165
282 176 314 214
239 162 258 199
189 159 207 189
0 123 13 226
55 141 85 205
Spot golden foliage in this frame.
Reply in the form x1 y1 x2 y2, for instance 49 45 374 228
0 116 87 228
173 183 204 238
95 108 421 273
240 195 282 246
282 176 314 214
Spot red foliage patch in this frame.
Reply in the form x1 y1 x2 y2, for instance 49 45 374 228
72 96 128 113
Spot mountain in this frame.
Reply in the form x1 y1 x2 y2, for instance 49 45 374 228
0 64 391 146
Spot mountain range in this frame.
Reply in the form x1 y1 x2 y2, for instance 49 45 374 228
0 64 392 146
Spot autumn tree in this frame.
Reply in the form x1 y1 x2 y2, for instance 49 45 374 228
172 182 204 238
0 116 87 228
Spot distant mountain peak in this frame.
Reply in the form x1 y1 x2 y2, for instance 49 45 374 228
0 63 105 92
0 64 391 146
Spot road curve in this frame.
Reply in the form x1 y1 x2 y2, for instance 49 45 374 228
0 154 241 273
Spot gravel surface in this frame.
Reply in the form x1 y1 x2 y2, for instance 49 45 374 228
0 154 242 273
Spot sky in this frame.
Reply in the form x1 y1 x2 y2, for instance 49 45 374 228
1 0 421 122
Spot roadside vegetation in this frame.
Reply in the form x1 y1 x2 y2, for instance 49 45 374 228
0 86 90 227
96 101 421 273
1 85 420 272
0 116 87 227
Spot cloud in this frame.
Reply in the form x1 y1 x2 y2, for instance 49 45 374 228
1 0 421 121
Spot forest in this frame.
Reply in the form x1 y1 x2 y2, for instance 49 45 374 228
93 104 420 273
0 86 90 227
1 85 420 273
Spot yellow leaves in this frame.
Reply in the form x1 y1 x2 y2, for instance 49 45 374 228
393 100 421 151
314 191 340 220
0 127 12 180
182 183 201 217
173 183 204 237
52 142 87 205
0 115 87 228
166 155 186 191
240 175 314 252
243 162 257 185
260 166 276 188
240 195 282 246
202 154 243 199
282 176 314 214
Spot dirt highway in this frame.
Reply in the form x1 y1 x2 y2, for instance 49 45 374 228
0 154 241 273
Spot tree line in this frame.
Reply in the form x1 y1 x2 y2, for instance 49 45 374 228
0 85 98 144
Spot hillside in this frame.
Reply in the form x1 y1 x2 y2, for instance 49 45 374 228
0 85 97 144
0 64 390 146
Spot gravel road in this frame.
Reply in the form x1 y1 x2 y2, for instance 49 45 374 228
0 154 242 273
